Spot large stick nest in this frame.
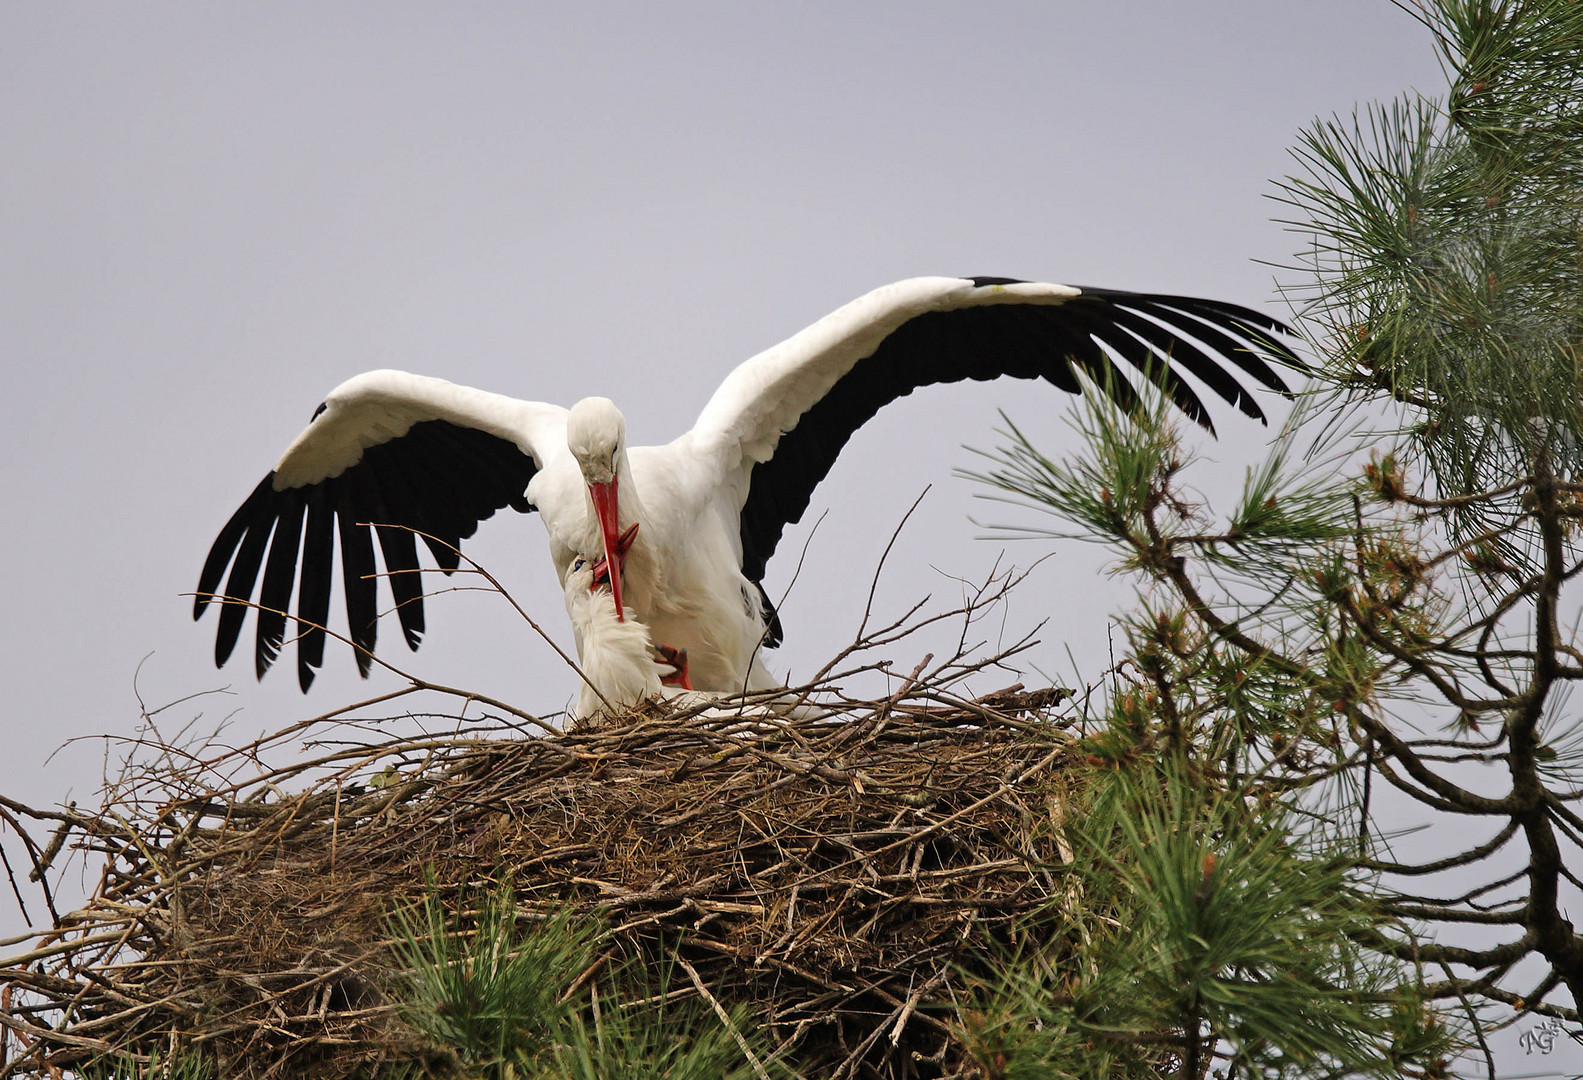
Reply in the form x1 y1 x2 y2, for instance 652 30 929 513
0 670 1080 1079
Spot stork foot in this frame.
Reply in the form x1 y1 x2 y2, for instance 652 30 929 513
653 643 692 689
590 522 640 588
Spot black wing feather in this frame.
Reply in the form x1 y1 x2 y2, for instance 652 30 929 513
374 519 426 651
214 510 275 668
441 424 541 520
1084 303 1259 420
400 423 494 569
1122 295 1298 390
196 475 274 619
336 483 379 676
363 434 453 574
255 489 305 678
737 282 1301 585
1049 305 1214 430
196 418 538 688
297 485 335 690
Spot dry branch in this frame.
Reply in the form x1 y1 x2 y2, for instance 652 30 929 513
0 669 1079 1079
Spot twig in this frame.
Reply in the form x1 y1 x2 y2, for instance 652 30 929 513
678 957 772 1080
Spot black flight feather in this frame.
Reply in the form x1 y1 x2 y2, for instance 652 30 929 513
1125 295 1298 389
195 475 274 618
255 488 304 679
736 281 1300 588
196 418 538 686
372 526 426 652
1083 302 1258 419
297 484 335 690
1049 304 1215 430
336 483 379 676
214 506 275 668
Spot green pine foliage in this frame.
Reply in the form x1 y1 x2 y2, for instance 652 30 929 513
383 878 781 1080
386 878 598 1074
536 984 775 1080
74 1051 215 1080
963 758 1455 1080
963 387 1468 1078
965 2 1583 1074
1277 0 1583 542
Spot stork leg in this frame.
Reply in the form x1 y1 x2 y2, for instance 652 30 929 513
653 643 692 690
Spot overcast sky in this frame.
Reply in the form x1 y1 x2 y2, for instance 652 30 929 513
8 5 1566 1072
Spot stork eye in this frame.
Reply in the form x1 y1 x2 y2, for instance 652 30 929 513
572 557 586 572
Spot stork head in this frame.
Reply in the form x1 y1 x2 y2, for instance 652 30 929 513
566 397 630 620
567 396 626 484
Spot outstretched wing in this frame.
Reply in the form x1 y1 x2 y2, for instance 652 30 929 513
195 369 568 690
688 276 1302 583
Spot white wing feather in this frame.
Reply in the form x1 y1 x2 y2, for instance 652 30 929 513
685 277 1079 487
272 369 570 490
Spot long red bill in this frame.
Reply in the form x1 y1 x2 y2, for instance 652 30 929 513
588 478 625 621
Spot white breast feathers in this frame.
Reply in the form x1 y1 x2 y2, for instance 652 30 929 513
562 558 669 719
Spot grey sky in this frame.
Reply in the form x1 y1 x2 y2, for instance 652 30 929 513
2 0 1444 759
16 5 1557 1068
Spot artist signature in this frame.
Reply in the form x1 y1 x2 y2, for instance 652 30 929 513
1517 1016 1570 1056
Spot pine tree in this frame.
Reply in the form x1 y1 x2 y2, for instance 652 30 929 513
966 1 1583 1075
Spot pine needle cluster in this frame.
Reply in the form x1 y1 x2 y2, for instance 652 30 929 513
384 880 778 1080
1277 0 1583 537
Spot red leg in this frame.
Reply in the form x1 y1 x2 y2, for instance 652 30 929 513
653 643 692 689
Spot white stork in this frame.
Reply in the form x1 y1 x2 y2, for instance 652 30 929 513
195 275 1300 693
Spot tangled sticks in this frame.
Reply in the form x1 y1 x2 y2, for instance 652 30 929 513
0 672 1078 1080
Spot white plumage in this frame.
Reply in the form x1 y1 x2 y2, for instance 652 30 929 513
560 556 666 719
196 275 1299 694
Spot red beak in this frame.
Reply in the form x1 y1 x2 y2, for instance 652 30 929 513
588 477 625 621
